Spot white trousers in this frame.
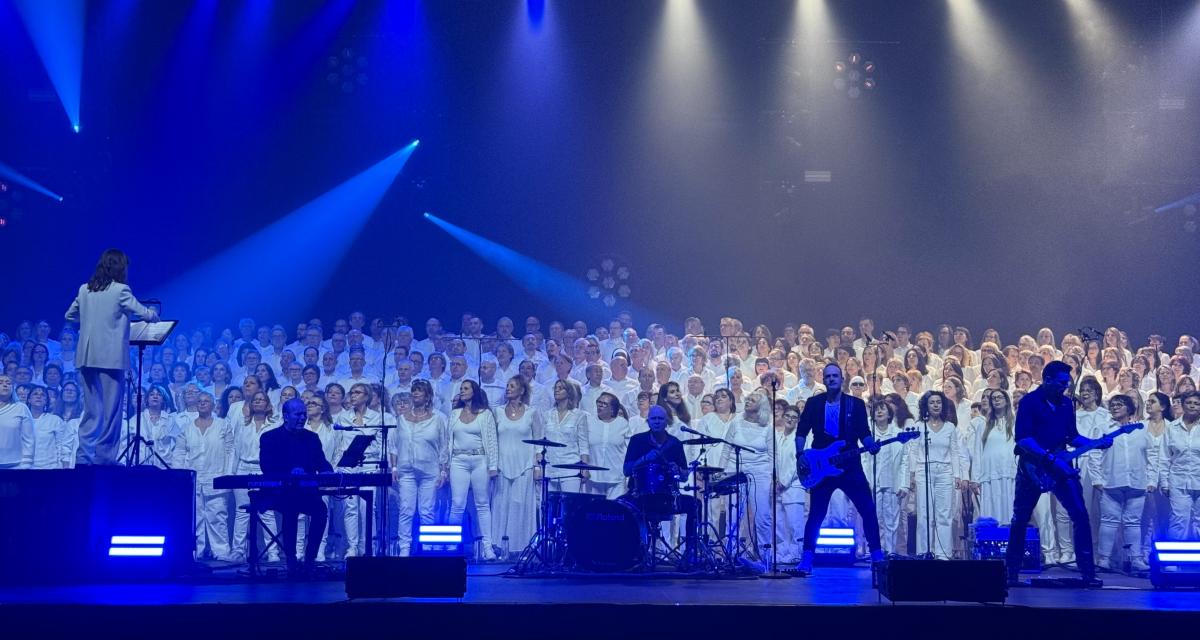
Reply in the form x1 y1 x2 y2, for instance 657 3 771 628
586 480 626 500
979 477 1015 524
233 484 279 561
914 466 955 559
76 367 125 465
1098 486 1146 563
1142 490 1171 559
195 486 230 560
874 488 902 555
397 468 439 555
449 454 494 548
548 476 581 493
739 465 773 561
1169 488 1200 540
338 492 366 557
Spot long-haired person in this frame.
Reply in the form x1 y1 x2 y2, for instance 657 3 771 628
541 379 590 492
1074 376 1110 556
862 398 907 555
177 392 234 561
491 376 541 558
906 390 965 560
65 249 159 465
448 379 499 560
1092 394 1157 571
588 392 632 500
973 390 1017 522
1143 392 1173 558
1162 390 1200 541
231 391 280 562
719 390 776 565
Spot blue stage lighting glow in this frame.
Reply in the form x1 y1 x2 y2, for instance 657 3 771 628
425 213 596 315
1154 541 1200 551
0 161 65 203
814 537 857 547
154 140 419 323
111 536 166 546
73 124 80 133
108 547 165 557
13 0 85 131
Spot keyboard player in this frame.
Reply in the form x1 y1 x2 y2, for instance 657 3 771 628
259 397 333 575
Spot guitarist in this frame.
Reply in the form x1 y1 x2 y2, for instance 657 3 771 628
795 363 883 575
1006 361 1111 587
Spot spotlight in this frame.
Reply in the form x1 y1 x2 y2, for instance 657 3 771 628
834 52 877 99
73 124 80 133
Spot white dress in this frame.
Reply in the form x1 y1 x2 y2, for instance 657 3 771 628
972 420 1018 523
720 417 774 561
492 406 540 555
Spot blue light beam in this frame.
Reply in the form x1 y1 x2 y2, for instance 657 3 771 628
153 141 419 325
424 213 658 322
0 162 65 202
13 0 85 131
1155 191 1200 214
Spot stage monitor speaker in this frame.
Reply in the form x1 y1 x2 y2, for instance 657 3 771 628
876 559 1007 603
346 556 467 599
0 466 194 584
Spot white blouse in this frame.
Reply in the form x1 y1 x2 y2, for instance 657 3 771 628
587 415 632 484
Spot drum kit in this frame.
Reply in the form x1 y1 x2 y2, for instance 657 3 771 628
509 432 757 577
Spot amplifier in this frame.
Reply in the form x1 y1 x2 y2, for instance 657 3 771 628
970 523 1040 572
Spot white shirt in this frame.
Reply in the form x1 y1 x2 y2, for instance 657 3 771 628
905 421 966 481
720 416 773 469
31 412 69 469
862 423 907 490
334 408 384 469
1161 420 1200 492
178 416 234 490
233 416 280 471
580 383 613 418
587 415 632 484
1091 420 1159 489
393 413 449 477
0 402 34 468
542 407 590 467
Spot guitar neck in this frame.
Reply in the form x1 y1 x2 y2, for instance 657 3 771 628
1063 422 1145 462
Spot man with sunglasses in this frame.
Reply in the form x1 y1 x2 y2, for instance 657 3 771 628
1006 361 1114 588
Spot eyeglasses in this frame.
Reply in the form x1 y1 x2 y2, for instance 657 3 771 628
851 382 865 387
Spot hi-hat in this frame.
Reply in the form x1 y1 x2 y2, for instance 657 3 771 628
523 438 566 448
682 437 722 446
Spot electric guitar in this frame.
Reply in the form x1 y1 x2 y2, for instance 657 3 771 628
798 430 920 490
1018 422 1144 492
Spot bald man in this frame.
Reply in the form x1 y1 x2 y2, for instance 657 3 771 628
259 397 333 575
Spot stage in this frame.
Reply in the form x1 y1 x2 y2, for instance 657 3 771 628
3 564 1198 638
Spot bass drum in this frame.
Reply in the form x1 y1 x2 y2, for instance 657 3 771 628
563 497 646 572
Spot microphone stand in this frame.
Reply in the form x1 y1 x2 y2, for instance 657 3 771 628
375 322 400 557
921 416 935 560
761 378 791 579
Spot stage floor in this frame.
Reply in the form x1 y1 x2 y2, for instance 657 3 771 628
3 564 1198 610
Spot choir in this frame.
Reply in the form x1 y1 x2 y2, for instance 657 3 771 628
2 314 1199 572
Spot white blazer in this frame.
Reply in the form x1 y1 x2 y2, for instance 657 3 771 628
64 282 155 370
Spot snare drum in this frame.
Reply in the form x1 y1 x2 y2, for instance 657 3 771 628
631 462 681 516
562 497 647 572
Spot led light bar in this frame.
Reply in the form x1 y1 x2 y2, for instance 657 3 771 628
110 536 166 546
108 547 164 557
1154 541 1200 552
815 537 857 547
819 528 855 537
418 535 463 543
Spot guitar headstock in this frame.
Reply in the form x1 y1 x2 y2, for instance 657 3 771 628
1117 422 1145 435
897 430 921 444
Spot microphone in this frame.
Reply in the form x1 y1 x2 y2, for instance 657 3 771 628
333 424 360 432
680 425 706 437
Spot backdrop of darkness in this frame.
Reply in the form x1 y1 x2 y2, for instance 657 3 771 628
1 0 1197 342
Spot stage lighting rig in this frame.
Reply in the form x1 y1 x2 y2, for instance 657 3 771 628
586 256 632 308
834 52 876 99
327 47 369 94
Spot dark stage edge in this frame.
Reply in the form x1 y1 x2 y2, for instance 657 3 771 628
3 566 1199 638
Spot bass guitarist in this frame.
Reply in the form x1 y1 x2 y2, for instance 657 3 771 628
795 363 884 575
1007 361 1112 587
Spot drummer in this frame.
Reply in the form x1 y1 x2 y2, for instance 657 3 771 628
623 405 700 566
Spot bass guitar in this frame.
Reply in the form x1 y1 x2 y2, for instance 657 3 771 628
798 430 920 490
1017 422 1144 492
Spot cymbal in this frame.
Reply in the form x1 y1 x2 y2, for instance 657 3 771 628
682 437 722 446
689 465 725 476
522 438 566 448
552 462 610 472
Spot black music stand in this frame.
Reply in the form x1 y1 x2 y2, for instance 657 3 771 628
119 319 178 467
